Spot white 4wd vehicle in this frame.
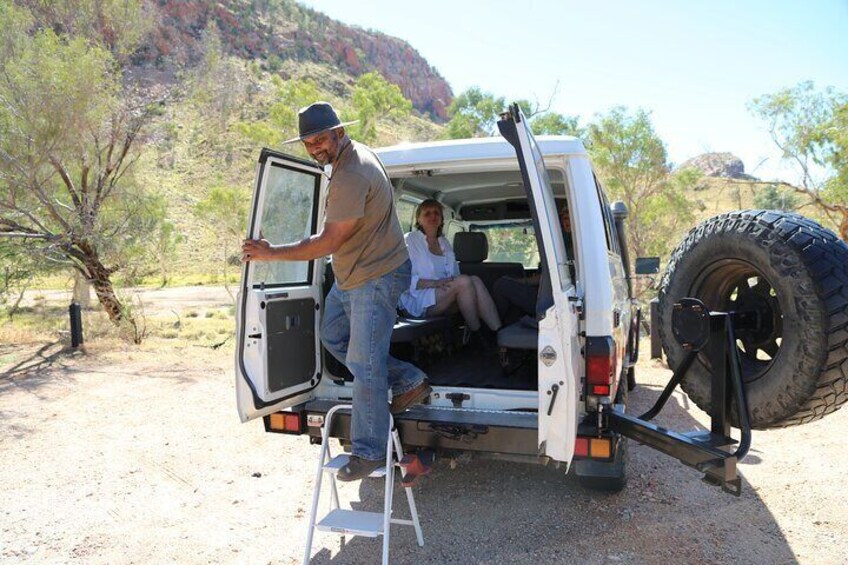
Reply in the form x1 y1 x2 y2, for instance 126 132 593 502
235 105 848 494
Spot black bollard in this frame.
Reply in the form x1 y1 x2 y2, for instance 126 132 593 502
69 301 84 348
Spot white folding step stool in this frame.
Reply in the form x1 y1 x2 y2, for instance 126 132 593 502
303 404 424 565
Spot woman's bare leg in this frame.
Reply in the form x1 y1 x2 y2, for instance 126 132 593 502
428 276 481 331
470 276 502 331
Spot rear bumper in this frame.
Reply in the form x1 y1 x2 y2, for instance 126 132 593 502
301 399 540 457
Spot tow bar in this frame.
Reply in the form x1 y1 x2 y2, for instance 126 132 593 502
607 298 753 496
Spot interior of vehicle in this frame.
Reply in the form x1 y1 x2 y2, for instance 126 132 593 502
322 167 573 392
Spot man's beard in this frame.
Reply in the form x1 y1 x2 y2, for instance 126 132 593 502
313 149 334 167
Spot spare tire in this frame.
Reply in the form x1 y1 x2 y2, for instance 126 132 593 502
658 210 848 429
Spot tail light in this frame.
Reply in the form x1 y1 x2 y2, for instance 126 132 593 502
586 336 617 397
574 435 613 460
265 411 304 434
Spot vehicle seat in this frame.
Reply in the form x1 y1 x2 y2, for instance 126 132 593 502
453 232 524 295
322 260 452 344
497 315 538 350
321 260 456 381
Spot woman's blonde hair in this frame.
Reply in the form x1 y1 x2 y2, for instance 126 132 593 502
414 198 444 237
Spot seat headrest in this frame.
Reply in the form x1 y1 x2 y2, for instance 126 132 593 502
453 232 488 263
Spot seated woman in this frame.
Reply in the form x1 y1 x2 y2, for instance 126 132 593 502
399 199 501 344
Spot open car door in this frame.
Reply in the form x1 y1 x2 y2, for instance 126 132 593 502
236 149 326 423
498 105 581 465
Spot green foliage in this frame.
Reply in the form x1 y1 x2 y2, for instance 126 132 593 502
0 11 161 263
195 185 250 290
753 184 801 211
530 112 584 137
750 81 848 239
188 24 253 143
671 167 708 192
750 82 844 190
19 0 153 60
102 189 173 285
195 186 250 238
0 238 49 318
0 10 117 163
588 107 699 261
444 87 582 140
0 1 164 335
155 218 183 286
347 71 413 144
236 76 321 148
443 87 506 138
484 225 539 268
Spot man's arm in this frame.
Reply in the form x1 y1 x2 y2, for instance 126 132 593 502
240 219 358 263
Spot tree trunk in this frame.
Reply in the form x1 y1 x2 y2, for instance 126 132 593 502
78 244 142 343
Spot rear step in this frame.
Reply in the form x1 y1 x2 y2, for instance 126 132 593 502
609 298 752 496
304 400 539 456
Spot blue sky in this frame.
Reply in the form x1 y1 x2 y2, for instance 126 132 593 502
299 0 848 183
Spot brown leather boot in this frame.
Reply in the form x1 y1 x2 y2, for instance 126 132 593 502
390 382 432 415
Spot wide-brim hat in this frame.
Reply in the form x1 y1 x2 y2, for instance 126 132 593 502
282 101 358 144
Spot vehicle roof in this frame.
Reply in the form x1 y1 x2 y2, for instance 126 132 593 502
375 135 587 168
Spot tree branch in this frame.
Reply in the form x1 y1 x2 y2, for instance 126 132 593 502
48 156 82 209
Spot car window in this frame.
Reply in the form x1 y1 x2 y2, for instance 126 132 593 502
593 174 619 254
252 162 319 286
473 223 539 269
445 220 463 244
396 197 418 233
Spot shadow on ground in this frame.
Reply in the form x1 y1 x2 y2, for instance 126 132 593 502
0 341 80 393
306 383 796 564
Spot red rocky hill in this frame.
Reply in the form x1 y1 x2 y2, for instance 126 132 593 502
135 0 453 120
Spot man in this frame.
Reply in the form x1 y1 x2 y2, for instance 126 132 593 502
492 202 573 325
241 102 430 481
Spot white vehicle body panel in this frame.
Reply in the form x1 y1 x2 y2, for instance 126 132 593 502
507 112 580 465
235 155 327 423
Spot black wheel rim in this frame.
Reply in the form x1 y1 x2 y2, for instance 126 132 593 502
689 259 784 384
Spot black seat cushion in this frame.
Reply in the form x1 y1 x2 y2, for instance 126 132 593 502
453 231 488 263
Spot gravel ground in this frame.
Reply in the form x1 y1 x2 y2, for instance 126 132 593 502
1 335 847 564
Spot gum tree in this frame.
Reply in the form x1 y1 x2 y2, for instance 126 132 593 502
587 107 700 261
0 2 161 341
751 81 848 240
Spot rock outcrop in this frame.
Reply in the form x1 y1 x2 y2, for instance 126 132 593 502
135 0 453 120
678 152 755 180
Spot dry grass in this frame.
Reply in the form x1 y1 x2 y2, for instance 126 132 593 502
1 300 235 353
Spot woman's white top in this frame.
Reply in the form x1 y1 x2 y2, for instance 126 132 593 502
399 230 460 317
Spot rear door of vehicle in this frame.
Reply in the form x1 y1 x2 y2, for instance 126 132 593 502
236 149 325 423
498 105 580 464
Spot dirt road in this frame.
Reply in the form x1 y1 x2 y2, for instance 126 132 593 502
1 336 847 564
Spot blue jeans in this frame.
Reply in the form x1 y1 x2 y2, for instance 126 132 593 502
321 260 427 461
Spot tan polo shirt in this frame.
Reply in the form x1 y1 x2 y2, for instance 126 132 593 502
324 139 408 290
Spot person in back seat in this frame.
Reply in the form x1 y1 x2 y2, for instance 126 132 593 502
400 199 501 344
493 201 573 325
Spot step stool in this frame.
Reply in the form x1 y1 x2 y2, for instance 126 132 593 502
303 404 424 565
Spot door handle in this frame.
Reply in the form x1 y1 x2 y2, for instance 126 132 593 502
546 383 560 416
286 315 300 330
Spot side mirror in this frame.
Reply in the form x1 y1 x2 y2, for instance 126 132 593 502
635 257 661 275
